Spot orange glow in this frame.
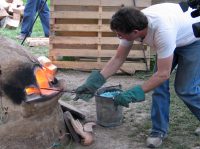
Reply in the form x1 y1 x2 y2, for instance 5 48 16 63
25 67 58 96
25 87 40 95
35 67 50 89
43 66 56 82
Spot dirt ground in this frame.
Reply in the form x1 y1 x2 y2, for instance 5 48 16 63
57 70 153 149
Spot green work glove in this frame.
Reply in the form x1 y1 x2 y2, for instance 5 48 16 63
75 70 106 101
114 85 145 107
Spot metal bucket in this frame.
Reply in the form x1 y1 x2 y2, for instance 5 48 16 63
95 86 123 127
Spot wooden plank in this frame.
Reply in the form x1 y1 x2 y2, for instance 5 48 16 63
50 19 55 25
50 36 145 45
101 38 142 45
51 0 100 6
50 3 55 38
12 6 25 16
51 37 142 45
2 17 20 28
52 24 99 32
50 49 98 57
26 37 49 47
100 0 133 6
52 61 147 71
101 25 111 32
134 0 152 7
49 49 150 58
50 36 99 45
54 19 98 24
101 11 115 19
52 7 151 20
13 13 21 20
50 0 151 8
98 6 102 63
55 32 98 37
101 37 120 45
51 0 136 7
51 11 99 19
146 46 151 67
0 8 9 19
52 24 111 32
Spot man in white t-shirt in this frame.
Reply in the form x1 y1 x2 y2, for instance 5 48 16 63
75 3 200 148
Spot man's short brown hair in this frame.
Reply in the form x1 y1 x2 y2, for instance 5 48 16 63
110 7 148 34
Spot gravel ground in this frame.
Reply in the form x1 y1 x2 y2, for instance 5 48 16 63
57 70 153 149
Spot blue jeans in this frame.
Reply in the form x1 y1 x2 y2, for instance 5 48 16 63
21 0 49 37
151 40 200 136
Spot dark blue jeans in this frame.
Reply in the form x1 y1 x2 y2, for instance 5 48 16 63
21 0 49 37
151 40 200 136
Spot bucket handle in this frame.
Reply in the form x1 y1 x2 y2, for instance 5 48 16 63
106 84 122 90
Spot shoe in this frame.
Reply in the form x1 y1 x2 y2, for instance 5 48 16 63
146 132 167 148
195 127 200 136
16 34 26 40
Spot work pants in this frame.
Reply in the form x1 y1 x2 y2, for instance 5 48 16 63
21 0 49 37
151 40 200 136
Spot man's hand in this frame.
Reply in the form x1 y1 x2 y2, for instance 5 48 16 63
114 85 145 107
75 70 106 101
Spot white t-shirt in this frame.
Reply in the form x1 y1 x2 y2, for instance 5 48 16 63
120 3 200 58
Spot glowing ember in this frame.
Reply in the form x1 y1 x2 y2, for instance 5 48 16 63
25 87 40 95
25 66 58 96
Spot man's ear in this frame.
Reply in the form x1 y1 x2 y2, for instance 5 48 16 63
133 29 139 34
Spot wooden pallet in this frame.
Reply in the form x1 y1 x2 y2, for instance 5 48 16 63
49 0 151 74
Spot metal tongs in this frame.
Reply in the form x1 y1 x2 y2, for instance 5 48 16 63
40 84 122 101
73 84 122 101
38 88 87 101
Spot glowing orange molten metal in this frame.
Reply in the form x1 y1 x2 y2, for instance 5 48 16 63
25 66 58 96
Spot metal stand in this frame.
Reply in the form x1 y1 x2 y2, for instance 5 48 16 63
21 0 48 45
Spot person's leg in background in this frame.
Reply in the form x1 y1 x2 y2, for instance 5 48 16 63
147 54 178 148
37 0 50 37
20 0 38 38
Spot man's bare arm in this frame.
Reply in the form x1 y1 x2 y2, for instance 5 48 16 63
142 55 173 92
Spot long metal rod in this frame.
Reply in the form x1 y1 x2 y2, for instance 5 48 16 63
40 87 76 93
40 84 122 94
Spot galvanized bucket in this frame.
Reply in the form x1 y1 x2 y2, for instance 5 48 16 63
95 86 123 127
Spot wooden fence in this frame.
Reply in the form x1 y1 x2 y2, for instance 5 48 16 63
49 0 152 74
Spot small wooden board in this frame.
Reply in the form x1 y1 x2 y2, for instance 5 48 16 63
63 111 81 143
58 99 85 120
26 37 49 47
